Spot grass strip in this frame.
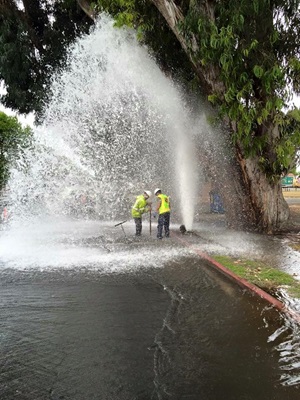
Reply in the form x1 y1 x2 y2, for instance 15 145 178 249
213 255 300 299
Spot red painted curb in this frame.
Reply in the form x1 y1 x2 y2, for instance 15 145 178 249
173 232 300 323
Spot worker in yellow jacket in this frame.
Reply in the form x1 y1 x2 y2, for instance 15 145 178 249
154 188 171 239
131 190 152 236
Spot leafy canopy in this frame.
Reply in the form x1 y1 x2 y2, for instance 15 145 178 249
94 0 196 86
96 0 300 179
0 111 32 190
0 0 92 114
180 0 300 178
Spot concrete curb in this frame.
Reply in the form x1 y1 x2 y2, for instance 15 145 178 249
174 233 300 323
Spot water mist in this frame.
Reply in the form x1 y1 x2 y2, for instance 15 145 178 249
6 16 200 230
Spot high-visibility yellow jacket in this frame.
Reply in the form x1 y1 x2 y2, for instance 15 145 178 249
131 195 150 218
157 194 170 214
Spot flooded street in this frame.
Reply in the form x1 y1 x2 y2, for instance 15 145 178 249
1 10 300 399
0 220 300 399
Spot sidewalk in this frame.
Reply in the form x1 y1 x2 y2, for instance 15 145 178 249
187 210 300 280
173 207 300 318
173 230 300 323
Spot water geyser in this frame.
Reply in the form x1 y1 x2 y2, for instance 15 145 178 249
7 16 201 230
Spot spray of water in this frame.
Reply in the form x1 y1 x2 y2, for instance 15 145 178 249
2 18 300 388
6 16 201 230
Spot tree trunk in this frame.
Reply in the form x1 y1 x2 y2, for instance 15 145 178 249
150 0 290 232
77 0 95 20
240 156 289 232
77 0 290 232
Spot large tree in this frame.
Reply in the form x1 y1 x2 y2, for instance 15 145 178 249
1 0 300 232
0 111 32 190
85 0 300 233
0 0 92 114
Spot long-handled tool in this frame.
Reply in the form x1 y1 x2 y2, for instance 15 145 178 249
114 220 127 238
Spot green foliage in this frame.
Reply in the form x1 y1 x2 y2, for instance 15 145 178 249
1 0 299 185
0 112 32 190
94 0 300 181
180 0 300 180
277 108 300 174
94 0 140 29
0 0 92 114
95 0 196 89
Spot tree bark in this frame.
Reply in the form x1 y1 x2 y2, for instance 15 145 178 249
150 0 290 232
77 0 95 21
77 0 290 232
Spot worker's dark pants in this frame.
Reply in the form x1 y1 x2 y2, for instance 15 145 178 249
134 218 142 235
157 212 170 238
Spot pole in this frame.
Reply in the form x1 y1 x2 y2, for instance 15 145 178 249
150 210 152 235
121 224 126 238
114 220 127 239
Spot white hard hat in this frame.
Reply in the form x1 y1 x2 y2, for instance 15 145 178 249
144 190 152 197
154 188 161 195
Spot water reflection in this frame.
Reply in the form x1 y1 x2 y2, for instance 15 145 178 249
0 222 300 399
151 261 300 399
0 270 298 399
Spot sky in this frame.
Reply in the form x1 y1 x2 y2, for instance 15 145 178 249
293 96 300 108
0 82 35 127
0 103 35 127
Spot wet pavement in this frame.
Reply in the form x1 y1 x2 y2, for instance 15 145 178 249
191 211 300 282
0 218 300 399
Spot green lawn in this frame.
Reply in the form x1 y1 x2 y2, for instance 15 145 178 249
213 255 300 299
